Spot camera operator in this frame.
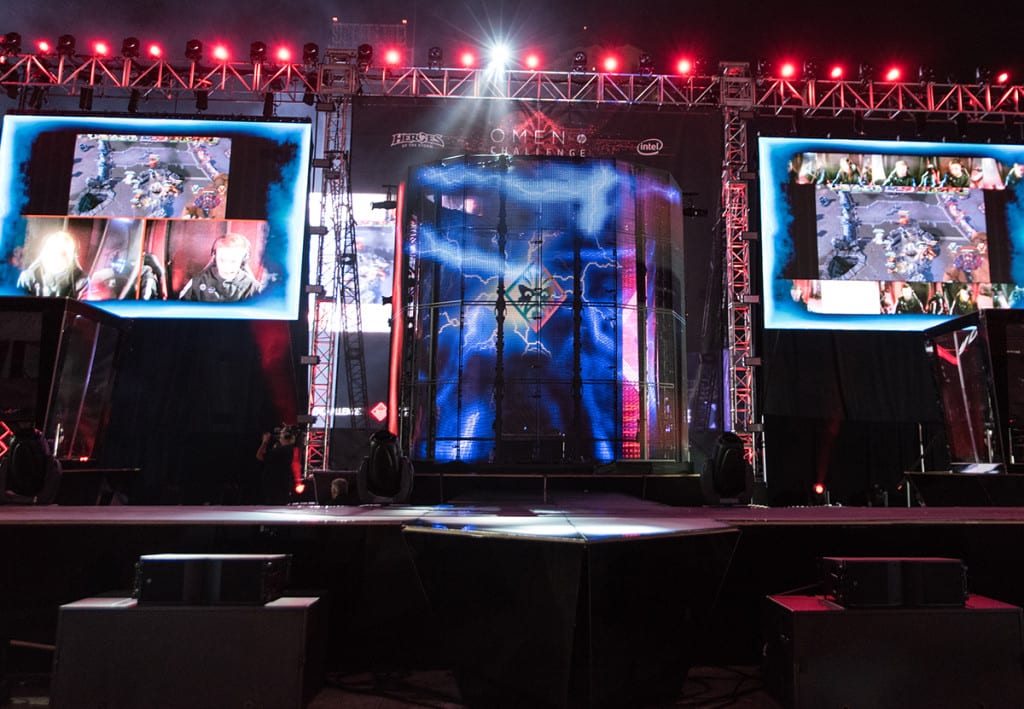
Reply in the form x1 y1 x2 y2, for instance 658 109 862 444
255 424 302 504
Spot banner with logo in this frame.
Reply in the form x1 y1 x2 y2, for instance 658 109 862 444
351 97 721 195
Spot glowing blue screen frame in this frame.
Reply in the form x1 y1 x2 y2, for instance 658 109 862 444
759 136 1024 331
0 114 310 320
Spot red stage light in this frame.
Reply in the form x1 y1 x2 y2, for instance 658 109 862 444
813 483 826 495
602 55 619 73
997 71 1011 84
148 44 162 58
212 45 229 62
37 40 51 54
384 48 401 65
885 66 901 81
459 51 475 68
93 41 109 56
276 47 291 63
525 53 541 70
829 65 844 79
676 58 693 75
780 61 796 79
294 481 306 495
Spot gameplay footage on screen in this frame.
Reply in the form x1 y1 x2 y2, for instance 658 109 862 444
0 114 310 320
759 137 1024 331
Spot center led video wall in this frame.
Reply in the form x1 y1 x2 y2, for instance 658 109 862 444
392 157 687 465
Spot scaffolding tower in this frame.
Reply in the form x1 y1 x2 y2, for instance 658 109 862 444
304 92 370 474
719 63 764 483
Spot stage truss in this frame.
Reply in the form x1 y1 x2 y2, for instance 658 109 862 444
7 51 1024 473
3 55 1024 118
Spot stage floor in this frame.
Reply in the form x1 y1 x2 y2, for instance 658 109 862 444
6 494 1024 527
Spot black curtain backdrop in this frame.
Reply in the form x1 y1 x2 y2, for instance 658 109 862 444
761 329 947 505
101 319 305 503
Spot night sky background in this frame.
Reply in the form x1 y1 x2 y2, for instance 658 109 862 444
2 0 1016 80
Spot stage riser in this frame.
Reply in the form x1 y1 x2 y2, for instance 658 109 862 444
4 516 1024 680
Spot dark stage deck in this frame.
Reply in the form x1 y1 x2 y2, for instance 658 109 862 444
4 496 1024 707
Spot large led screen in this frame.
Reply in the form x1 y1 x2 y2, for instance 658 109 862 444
0 114 311 319
395 157 687 465
759 136 1024 331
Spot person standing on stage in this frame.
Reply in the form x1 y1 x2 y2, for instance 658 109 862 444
256 425 302 504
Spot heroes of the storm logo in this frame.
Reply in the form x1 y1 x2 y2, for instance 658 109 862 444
390 132 446 149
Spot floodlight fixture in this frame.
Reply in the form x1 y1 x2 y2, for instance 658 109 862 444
121 36 140 59
302 42 319 65
638 52 654 76
56 34 76 57
2 32 22 56
250 41 267 64
357 43 373 71
185 39 202 62
427 45 442 69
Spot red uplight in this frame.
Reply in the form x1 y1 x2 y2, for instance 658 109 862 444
148 44 162 58
276 47 291 63
779 61 796 79
294 481 306 495
384 48 401 65
997 71 1011 84
602 55 619 73
813 483 826 495
212 45 229 62
676 58 693 75
829 65 844 80
525 53 541 70
37 40 51 54
885 66 901 81
93 41 109 56
459 51 475 68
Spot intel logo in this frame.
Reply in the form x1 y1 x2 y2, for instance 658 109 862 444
637 138 663 156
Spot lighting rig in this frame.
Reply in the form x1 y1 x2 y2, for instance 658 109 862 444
0 33 1021 120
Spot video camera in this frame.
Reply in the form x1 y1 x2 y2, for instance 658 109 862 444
272 424 299 438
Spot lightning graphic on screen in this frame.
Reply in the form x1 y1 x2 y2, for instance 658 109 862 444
403 157 681 463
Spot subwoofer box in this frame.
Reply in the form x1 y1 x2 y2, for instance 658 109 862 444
51 596 324 709
133 553 290 605
820 556 968 608
763 594 1024 709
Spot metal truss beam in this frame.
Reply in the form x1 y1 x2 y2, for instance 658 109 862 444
4 52 1023 118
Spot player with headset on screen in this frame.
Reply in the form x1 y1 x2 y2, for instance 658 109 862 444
178 232 261 302
16 230 89 299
